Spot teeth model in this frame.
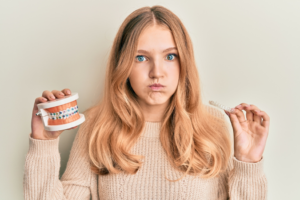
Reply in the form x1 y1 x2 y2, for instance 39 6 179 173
209 100 234 113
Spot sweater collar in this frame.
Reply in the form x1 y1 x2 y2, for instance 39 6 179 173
141 121 162 138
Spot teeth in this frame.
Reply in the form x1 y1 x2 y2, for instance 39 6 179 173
209 100 233 112
48 105 79 120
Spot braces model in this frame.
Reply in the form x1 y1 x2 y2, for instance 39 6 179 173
35 92 85 131
209 100 234 113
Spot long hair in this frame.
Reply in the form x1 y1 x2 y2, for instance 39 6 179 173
83 5 232 182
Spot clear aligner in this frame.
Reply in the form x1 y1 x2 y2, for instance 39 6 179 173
48 105 79 120
209 100 234 113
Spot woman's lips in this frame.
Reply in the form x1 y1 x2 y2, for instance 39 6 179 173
149 86 164 91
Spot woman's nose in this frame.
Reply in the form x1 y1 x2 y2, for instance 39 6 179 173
151 59 164 76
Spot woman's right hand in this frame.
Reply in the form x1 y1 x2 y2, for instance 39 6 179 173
31 88 78 140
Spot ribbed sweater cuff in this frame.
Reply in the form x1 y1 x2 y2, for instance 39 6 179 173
232 156 265 177
28 133 60 157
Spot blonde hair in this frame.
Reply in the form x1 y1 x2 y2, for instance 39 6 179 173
82 5 232 182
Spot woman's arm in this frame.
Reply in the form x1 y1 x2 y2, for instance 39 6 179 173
215 107 268 199
23 124 99 200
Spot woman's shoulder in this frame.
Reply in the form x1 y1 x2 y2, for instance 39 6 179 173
203 103 226 119
204 103 232 136
79 105 100 127
75 105 99 139
83 105 99 120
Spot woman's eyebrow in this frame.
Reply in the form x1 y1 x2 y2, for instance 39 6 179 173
137 47 177 53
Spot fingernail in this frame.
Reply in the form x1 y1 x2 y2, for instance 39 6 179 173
59 92 64 96
50 95 55 99
224 110 229 116
67 90 71 94
43 98 47 101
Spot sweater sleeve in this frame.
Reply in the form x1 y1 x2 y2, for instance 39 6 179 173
217 155 268 200
23 124 99 200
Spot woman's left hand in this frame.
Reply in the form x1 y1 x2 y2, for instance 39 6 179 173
224 103 270 163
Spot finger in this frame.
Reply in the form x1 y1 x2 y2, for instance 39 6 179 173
62 88 71 96
259 111 270 128
235 103 253 121
243 104 254 122
227 112 243 135
244 106 254 122
235 102 250 109
252 109 262 123
33 96 48 110
245 104 261 123
42 90 56 100
51 90 65 98
230 108 246 124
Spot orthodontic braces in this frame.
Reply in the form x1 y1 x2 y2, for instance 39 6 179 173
48 105 79 120
209 100 234 113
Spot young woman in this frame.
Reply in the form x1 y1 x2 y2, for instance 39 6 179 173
24 5 270 200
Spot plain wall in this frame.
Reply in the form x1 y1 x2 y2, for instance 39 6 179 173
1 0 299 199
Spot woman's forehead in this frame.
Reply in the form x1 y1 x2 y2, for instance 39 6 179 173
137 26 176 53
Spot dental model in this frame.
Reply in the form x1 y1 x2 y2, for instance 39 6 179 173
209 100 234 113
35 92 85 131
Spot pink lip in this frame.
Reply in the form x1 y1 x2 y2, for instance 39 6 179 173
149 86 164 91
149 83 165 87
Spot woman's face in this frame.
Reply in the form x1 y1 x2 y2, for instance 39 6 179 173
128 24 180 108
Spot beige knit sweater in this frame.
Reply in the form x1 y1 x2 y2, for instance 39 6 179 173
23 105 268 200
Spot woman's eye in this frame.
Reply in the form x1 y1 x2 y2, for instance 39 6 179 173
135 55 146 62
166 54 177 61
135 54 178 62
